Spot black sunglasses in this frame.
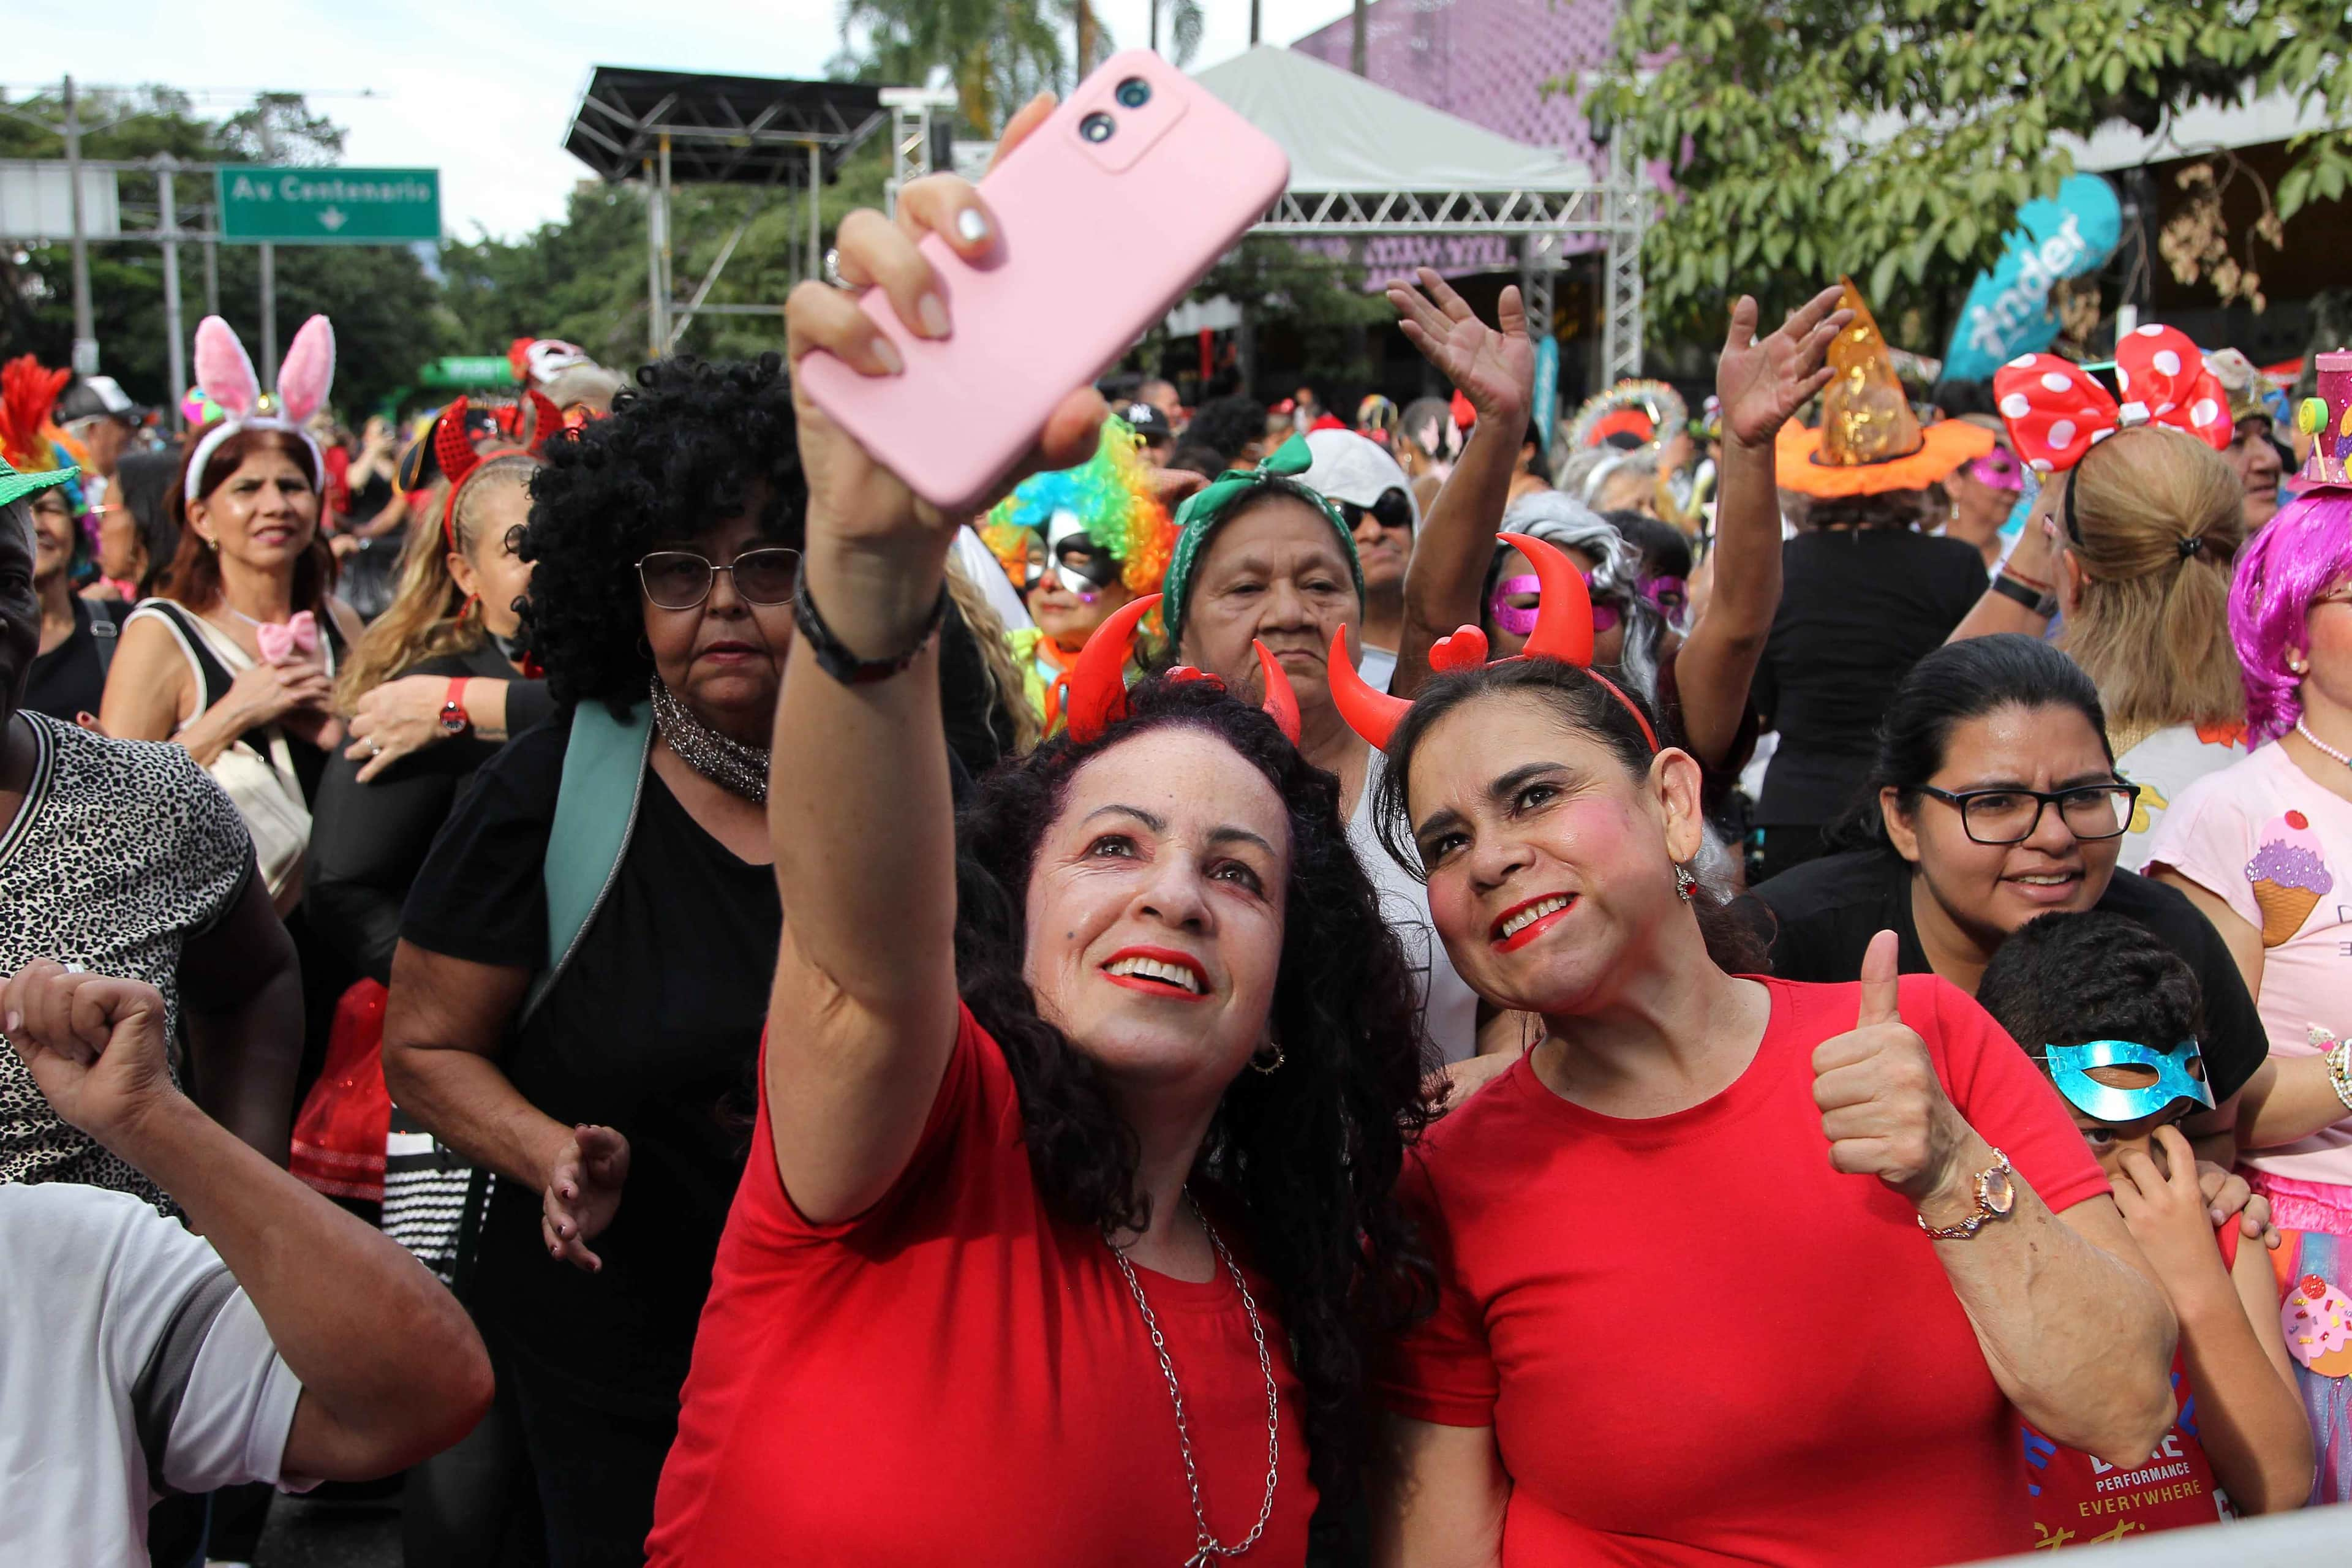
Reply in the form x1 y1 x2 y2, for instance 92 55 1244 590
636 546 803 610
1915 782 2141 845
1336 491 1414 533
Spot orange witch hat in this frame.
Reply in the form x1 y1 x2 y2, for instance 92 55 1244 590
1776 278 1992 498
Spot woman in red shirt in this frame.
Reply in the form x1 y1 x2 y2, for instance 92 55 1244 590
1332 518 2182 1564
647 115 1433 1566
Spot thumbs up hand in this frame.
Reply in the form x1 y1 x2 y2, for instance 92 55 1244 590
1811 930 1972 1207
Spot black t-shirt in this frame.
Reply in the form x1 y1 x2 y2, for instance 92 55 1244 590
1740 848 2267 1101
1749 530 1988 829
23 598 126 722
306 644 525 986
400 709 782 1417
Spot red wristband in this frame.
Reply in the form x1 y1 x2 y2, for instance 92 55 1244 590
438 677 472 737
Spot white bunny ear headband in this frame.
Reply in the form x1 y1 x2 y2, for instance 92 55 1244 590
183 314 336 504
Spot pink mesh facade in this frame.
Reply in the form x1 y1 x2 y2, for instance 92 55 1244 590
1289 0 1621 272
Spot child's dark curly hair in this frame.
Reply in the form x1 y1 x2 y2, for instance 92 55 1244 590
519 354 805 717
1977 910 2206 1059
954 673 1439 1505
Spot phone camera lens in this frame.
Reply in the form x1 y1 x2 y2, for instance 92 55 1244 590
1079 111 1117 144
1115 77 1152 109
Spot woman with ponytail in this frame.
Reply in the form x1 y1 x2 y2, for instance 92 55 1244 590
1955 334 2253 865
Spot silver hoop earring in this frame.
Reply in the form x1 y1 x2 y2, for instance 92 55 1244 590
1673 862 1698 903
1251 1039 1285 1075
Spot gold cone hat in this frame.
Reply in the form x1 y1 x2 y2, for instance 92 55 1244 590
1819 279 1922 466
1776 278 1991 497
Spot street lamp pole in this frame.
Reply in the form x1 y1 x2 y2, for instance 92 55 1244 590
63 75 99 374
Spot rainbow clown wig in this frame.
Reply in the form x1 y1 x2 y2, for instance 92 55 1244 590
2231 488 2352 744
983 415 1174 597
0 356 87 517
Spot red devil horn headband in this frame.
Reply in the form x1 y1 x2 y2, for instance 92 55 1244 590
1061 594 1302 746
1330 529 1657 754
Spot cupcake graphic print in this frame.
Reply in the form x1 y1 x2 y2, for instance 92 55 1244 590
2244 810 2333 948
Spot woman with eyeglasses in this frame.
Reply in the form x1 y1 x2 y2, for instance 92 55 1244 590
380 355 805 1566
1306 426 1420 692
1746 635 2272 1123
1952 390 2251 869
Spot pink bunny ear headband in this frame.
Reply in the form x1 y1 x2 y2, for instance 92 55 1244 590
183 314 336 504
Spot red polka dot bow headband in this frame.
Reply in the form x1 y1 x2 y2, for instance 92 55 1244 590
1993 325 2232 475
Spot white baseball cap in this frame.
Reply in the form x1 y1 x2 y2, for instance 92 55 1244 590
1302 428 1418 529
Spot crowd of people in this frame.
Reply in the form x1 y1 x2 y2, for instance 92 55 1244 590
2 102 2351 1568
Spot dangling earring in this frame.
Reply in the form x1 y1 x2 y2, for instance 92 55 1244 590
459 592 480 622
1251 1038 1286 1075
1673 862 1698 903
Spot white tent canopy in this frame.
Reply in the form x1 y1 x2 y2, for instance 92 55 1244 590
1194 45 1593 198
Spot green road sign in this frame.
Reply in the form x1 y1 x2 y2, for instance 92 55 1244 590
215 167 440 244
418 356 520 389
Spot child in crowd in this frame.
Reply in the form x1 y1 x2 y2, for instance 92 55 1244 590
1977 911 2315 1545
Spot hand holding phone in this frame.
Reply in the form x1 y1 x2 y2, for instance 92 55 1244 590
796 52 1289 517
785 96 1103 561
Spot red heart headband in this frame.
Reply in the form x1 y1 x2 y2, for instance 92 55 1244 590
434 390 562 550
1060 593 1302 745
1329 530 1658 754
1994 325 2232 475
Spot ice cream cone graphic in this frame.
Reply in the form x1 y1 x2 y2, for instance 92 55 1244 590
2244 810 2333 948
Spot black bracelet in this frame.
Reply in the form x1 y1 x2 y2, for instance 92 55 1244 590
1988 573 2054 617
791 576 948 686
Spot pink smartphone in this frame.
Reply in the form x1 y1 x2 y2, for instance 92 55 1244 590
798 51 1289 514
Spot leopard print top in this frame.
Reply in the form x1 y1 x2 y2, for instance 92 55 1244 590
0 712 254 1206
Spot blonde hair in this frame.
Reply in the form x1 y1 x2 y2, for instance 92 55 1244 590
2057 426 2246 733
335 455 538 714
944 560 1040 757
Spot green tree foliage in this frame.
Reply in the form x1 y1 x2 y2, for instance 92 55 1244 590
0 86 445 417
1585 0 2352 339
1188 237 1395 389
835 0 1071 132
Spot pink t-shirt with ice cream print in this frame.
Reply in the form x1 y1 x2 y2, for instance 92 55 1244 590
2146 742 2352 1186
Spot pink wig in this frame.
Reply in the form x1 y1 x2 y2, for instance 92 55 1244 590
2231 489 2352 743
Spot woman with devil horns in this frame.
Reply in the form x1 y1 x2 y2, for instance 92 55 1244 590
1345 514 2182 1561
648 114 1435 1564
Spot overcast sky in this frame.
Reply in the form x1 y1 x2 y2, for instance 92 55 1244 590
16 0 1348 243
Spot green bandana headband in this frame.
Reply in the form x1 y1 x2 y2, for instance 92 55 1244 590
1161 432 1363 638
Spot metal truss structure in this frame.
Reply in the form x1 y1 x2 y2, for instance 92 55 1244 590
1209 165 1648 388
564 69 888 356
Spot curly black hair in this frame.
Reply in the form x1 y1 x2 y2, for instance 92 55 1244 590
954 674 1438 1504
1977 910 2206 1062
519 354 805 715
1189 393 1270 466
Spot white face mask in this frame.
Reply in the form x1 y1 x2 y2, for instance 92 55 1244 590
1046 508 1118 597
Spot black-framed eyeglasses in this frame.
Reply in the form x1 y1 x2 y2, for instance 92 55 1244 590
1915 782 2141 845
1336 491 1414 533
635 546 802 610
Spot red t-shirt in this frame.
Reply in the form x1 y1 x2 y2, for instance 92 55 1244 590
2019 1227 2237 1549
1379 974 2110 1567
647 1003 1316 1566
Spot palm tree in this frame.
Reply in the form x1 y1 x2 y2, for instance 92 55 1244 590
1149 0 1207 63
837 0 1067 132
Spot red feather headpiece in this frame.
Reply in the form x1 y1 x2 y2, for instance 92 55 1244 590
1328 530 1657 754
1059 593 1302 746
0 356 72 472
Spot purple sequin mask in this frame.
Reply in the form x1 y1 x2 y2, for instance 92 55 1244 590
1492 572 1620 636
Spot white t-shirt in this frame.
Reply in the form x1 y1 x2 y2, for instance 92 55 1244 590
0 1182 311 1566
1359 644 1398 696
2114 721 2247 873
1349 749 1482 1063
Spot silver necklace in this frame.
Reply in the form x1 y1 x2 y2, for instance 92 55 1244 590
1107 1191 1281 1567
2298 718 2351 771
649 678 769 801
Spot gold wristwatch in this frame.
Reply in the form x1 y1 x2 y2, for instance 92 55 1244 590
1917 1148 2016 1240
